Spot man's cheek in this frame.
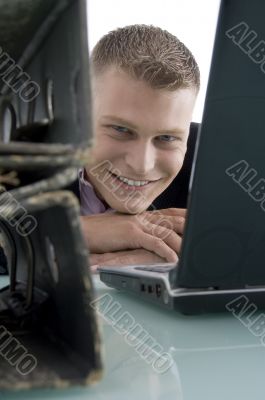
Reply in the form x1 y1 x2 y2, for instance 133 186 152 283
166 153 185 177
175 148 186 168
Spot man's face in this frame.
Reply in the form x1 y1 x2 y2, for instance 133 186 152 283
86 66 197 213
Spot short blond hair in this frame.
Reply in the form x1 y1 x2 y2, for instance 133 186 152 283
91 24 200 92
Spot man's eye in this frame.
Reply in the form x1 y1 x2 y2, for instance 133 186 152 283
157 135 177 142
112 125 130 134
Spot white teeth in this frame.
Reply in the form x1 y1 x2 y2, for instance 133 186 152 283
116 175 149 186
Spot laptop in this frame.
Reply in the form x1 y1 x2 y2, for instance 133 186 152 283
99 0 265 314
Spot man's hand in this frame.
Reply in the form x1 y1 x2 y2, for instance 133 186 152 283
90 249 172 272
80 208 186 263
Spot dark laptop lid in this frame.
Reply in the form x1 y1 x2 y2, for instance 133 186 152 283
177 0 265 289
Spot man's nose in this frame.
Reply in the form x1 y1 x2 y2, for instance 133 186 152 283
125 141 156 176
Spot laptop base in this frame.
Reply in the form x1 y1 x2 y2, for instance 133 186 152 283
100 265 265 315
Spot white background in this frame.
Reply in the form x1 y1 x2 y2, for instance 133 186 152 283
87 0 221 122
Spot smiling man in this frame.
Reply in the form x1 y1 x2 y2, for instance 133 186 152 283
80 24 200 267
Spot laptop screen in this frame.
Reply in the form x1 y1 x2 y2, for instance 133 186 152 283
177 0 265 289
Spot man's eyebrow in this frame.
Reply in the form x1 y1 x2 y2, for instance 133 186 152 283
156 128 186 135
101 115 138 130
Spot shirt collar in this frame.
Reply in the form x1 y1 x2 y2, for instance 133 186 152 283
78 168 114 215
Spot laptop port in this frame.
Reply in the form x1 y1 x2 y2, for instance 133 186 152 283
156 284 162 298
148 285 153 294
141 283 146 292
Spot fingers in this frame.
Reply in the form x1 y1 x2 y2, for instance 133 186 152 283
89 252 121 271
147 208 187 217
91 249 167 267
92 224 181 264
144 214 185 234
142 222 182 254
136 231 178 263
90 253 102 265
104 253 164 265
81 211 185 260
136 212 185 235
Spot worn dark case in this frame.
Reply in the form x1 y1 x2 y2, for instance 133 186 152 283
0 0 102 390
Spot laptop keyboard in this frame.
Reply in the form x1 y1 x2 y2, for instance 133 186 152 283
134 265 175 273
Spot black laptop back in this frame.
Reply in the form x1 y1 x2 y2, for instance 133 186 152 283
177 0 265 289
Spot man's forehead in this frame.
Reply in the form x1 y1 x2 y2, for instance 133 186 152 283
93 75 196 108
92 66 197 97
92 66 196 131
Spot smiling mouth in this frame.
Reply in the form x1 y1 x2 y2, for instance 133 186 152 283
108 171 158 188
